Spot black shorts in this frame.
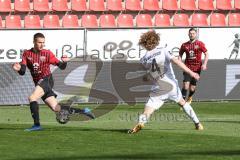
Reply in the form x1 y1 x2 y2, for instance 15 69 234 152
37 75 57 101
183 71 201 86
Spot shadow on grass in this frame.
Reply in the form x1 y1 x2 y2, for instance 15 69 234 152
202 120 240 124
187 150 240 156
0 124 185 133
14 150 240 160
0 123 195 134
0 124 131 133
14 153 184 160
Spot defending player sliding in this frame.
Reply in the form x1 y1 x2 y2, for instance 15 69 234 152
128 30 203 134
12 33 95 131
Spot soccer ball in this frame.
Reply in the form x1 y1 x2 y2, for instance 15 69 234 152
56 109 70 124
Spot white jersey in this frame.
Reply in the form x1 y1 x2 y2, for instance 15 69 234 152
140 47 176 80
140 47 182 108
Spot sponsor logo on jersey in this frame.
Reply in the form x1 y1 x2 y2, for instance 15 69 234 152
194 45 199 49
40 56 46 62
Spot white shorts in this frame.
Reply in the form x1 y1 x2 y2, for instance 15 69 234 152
146 76 182 110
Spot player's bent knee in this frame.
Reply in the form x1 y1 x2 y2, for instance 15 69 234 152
183 85 189 90
146 98 164 111
190 86 196 91
28 95 37 102
51 104 61 112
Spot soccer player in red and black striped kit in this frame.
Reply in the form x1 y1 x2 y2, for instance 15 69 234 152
178 28 209 104
13 33 94 131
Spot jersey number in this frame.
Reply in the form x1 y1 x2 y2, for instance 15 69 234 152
151 58 160 73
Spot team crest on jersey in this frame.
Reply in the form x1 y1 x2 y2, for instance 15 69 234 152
195 45 199 49
40 56 46 62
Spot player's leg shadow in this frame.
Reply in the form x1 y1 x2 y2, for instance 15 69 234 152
203 120 240 124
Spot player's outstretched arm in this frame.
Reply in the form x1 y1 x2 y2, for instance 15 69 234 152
171 57 200 80
12 63 26 75
49 52 69 70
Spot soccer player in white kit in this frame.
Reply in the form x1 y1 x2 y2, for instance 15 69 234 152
128 30 203 134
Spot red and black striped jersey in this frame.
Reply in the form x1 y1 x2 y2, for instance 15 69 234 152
179 40 207 72
21 48 60 84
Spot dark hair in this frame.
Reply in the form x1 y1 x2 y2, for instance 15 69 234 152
139 30 160 51
34 33 45 41
189 27 197 33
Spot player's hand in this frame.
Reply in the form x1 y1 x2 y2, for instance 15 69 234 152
61 55 70 62
12 63 21 71
201 64 207 70
191 72 200 80
143 74 150 81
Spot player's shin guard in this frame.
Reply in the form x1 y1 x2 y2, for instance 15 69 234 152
30 101 40 126
181 89 187 100
182 103 199 124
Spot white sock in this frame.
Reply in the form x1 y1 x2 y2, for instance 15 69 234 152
138 114 148 124
182 103 200 124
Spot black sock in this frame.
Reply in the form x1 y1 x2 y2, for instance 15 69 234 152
189 90 195 97
60 105 84 114
70 108 84 114
60 105 70 111
181 89 187 100
30 101 40 126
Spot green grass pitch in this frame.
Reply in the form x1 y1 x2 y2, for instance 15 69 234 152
0 102 240 160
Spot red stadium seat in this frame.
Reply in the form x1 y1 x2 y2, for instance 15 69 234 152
216 0 233 10
143 0 160 11
0 16 2 28
198 0 214 10
24 15 41 28
162 0 178 10
5 15 22 28
235 0 240 9
107 0 123 11
33 0 50 12
173 14 189 26
43 15 60 28
136 14 152 27
52 0 69 11
71 0 88 11
62 15 79 28
126 0 142 11
81 15 98 28
228 13 240 26
210 13 226 26
0 0 12 12
99 14 116 28
14 0 30 12
191 13 208 26
117 14 134 27
154 14 171 26
89 0 105 11
180 0 197 10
